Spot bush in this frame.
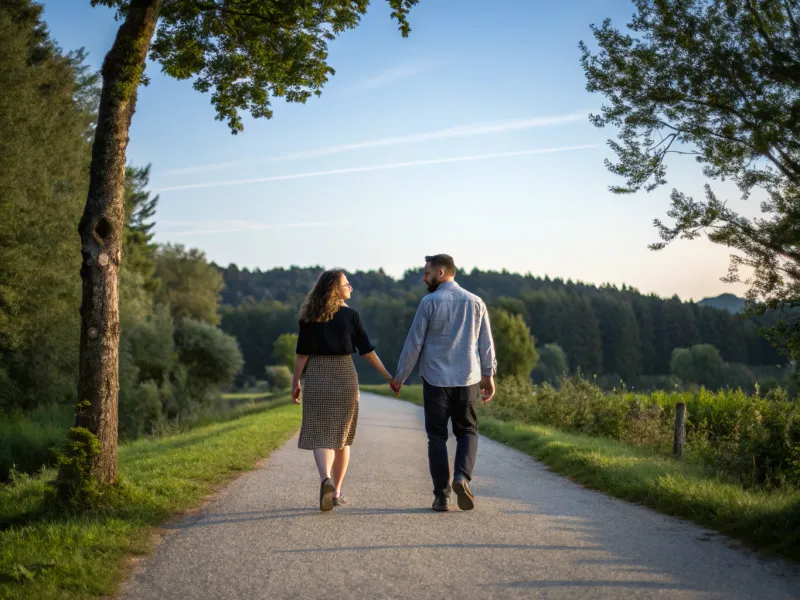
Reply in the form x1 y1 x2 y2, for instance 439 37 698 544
0 404 71 481
531 343 568 386
174 318 244 393
119 380 164 439
265 365 292 391
485 375 800 488
721 362 756 391
670 344 723 388
489 308 538 378
125 304 176 384
272 333 298 372
758 377 781 395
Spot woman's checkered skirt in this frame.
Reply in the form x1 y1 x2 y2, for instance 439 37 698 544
298 354 360 450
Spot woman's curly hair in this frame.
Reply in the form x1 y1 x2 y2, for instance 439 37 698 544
298 270 346 323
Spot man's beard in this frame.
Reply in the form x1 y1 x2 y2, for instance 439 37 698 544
426 278 440 293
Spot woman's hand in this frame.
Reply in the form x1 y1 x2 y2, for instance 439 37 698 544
292 379 302 404
383 372 394 384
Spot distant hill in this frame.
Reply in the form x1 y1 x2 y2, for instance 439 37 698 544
699 293 746 314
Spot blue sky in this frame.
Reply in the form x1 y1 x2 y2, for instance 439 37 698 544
41 0 756 301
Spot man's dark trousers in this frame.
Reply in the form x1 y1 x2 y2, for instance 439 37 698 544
421 378 479 496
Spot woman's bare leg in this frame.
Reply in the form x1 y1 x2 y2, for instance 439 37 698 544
331 446 351 496
313 448 335 482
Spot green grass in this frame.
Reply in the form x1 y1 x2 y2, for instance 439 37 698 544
363 384 800 561
0 397 301 599
1 393 286 482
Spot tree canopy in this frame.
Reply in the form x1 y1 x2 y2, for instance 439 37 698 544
92 0 419 132
581 0 800 361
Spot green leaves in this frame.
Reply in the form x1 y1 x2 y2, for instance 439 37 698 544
121 0 420 132
582 0 800 361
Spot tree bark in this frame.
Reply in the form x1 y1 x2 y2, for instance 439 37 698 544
73 0 160 485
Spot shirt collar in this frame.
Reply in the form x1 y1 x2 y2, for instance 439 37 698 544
437 280 458 291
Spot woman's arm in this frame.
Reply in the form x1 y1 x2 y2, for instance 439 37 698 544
292 354 309 403
361 351 393 383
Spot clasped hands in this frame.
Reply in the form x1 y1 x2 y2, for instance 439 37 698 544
385 374 494 402
385 373 402 397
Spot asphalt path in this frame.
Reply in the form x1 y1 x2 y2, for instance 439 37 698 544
120 392 800 599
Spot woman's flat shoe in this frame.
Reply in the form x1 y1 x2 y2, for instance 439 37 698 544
333 493 347 507
319 478 335 512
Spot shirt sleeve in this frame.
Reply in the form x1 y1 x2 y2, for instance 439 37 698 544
394 299 431 384
478 303 497 377
296 320 312 355
352 311 375 355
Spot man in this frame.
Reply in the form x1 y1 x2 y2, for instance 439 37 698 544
391 254 497 512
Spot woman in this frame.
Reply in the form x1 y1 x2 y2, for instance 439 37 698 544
292 270 393 512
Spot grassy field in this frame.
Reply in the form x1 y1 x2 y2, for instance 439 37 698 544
361 384 800 561
0 396 300 599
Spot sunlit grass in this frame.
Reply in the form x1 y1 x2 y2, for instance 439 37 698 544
0 398 301 599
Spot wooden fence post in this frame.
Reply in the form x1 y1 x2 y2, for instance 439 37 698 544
673 402 687 457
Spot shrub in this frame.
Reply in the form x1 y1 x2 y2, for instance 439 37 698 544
265 365 292 391
721 362 756 392
670 344 723 388
174 318 244 400
119 380 164 439
272 333 298 372
0 404 71 481
486 375 800 488
531 343 568 386
489 308 538 378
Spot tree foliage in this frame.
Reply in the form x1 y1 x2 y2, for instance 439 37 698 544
218 265 786 390
155 244 224 325
175 318 244 387
0 0 95 410
272 333 298 371
532 343 568 385
91 0 419 132
264 364 292 391
670 344 724 388
581 0 800 361
488 308 538 379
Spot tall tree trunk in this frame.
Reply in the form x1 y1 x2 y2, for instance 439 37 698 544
73 0 160 485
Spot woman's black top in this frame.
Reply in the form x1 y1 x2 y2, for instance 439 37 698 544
296 307 375 356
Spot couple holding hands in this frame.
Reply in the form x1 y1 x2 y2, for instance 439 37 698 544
291 254 497 512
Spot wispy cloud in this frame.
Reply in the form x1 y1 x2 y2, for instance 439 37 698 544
154 144 600 193
158 220 340 236
347 63 431 94
162 111 590 176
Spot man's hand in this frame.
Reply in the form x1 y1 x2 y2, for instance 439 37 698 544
390 379 402 397
292 379 302 404
479 375 495 403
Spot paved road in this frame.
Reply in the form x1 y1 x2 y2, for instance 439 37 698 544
120 392 800 599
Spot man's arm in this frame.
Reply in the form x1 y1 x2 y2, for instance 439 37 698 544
477 303 497 402
478 303 497 377
393 300 431 386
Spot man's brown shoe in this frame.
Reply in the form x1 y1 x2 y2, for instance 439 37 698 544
452 478 475 511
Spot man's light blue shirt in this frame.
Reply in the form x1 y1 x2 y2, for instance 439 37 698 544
395 280 497 387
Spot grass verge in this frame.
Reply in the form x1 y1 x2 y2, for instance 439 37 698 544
0 397 300 599
362 384 800 561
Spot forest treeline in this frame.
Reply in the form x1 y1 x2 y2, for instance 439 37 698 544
217 264 787 390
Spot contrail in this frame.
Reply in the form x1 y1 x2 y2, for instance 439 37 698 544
158 220 341 236
162 111 590 175
154 144 600 193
